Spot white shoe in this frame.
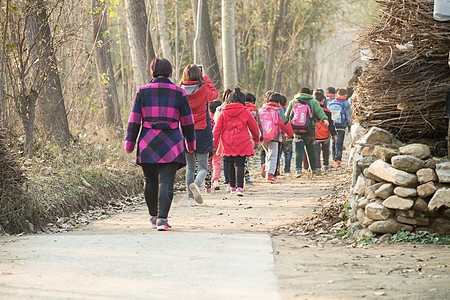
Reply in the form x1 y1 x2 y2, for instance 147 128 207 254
187 199 196 207
213 181 220 190
189 183 204 204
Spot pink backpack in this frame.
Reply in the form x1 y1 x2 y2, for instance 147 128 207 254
260 106 279 142
290 99 312 133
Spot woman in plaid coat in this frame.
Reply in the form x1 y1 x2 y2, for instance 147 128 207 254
124 58 196 231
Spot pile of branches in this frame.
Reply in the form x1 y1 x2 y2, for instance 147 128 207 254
0 129 37 233
354 0 450 155
0 129 25 187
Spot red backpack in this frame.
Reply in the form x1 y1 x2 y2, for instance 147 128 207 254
315 107 331 140
260 106 279 142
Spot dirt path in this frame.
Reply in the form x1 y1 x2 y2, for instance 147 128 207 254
1 161 449 299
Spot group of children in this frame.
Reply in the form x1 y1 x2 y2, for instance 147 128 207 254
125 58 352 231
201 85 352 200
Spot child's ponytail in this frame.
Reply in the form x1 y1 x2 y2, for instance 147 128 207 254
226 86 246 105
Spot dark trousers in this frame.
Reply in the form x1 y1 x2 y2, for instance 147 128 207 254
332 129 346 161
314 139 330 169
141 162 178 219
223 156 230 184
278 141 293 173
228 155 246 189
294 130 316 172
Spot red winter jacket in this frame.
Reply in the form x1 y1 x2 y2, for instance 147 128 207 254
181 76 218 130
213 102 260 157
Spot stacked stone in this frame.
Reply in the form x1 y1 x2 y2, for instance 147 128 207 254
349 127 450 238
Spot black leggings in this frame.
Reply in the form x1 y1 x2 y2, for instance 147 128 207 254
141 162 178 219
228 155 246 189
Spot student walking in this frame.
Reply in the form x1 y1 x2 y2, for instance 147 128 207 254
214 89 232 189
209 100 223 190
260 93 294 183
313 92 337 173
213 87 260 196
179 64 218 207
244 92 261 184
278 94 293 175
329 88 352 168
125 58 196 231
285 87 329 177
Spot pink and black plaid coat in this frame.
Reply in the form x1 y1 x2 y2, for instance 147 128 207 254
124 77 196 168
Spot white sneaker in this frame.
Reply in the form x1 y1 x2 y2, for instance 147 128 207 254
187 198 196 207
189 183 204 204
213 181 220 190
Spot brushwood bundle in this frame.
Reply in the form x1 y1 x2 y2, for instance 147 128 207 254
353 0 450 155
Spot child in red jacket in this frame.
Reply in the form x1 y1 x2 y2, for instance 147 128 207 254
213 87 260 196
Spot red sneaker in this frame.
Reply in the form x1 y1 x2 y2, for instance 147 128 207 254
267 174 277 183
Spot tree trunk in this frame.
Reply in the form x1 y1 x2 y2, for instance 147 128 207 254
18 90 37 157
192 0 223 90
92 0 123 133
222 0 237 89
265 0 286 91
125 0 155 88
155 0 174 64
26 0 71 148
0 0 9 128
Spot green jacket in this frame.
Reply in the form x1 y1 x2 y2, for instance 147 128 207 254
285 93 328 127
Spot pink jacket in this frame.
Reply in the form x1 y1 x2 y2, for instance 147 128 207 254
213 102 260 157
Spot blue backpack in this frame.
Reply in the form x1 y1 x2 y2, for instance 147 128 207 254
328 100 346 127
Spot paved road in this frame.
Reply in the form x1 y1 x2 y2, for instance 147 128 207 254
0 168 332 299
0 231 279 299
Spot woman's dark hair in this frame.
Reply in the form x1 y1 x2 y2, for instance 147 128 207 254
221 88 232 103
326 87 336 94
245 92 256 104
314 88 324 94
300 87 311 95
337 88 347 96
150 58 172 78
179 64 205 86
313 92 325 102
226 86 245 105
268 92 283 104
209 100 222 115
280 94 287 107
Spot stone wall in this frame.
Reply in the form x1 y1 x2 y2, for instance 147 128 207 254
349 127 450 239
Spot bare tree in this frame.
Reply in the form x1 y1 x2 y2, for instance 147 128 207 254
222 0 237 89
26 0 71 148
265 0 287 91
191 0 222 90
155 0 174 64
92 0 123 133
0 0 9 128
125 0 155 88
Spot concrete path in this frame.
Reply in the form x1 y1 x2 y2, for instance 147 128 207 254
0 232 279 299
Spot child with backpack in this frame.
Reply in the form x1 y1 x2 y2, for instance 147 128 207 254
276 94 293 175
326 87 336 108
213 87 260 196
259 93 294 183
209 100 223 191
244 92 262 184
313 92 337 173
285 87 329 177
329 88 352 168
214 89 232 190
